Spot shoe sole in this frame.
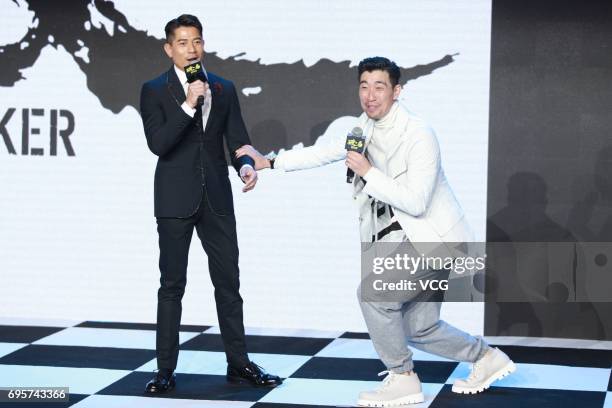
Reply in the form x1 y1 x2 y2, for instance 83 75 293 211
226 375 282 388
357 392 425 407
451 360 516 394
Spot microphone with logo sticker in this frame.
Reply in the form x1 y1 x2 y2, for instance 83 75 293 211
184 60 208 107
345 127 365 183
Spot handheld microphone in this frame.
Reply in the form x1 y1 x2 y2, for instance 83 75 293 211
345 127 365 183
184 61 208 107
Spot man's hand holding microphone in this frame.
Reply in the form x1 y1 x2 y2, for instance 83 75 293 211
235 125 373 182
186 80 209 109
184 60 209 108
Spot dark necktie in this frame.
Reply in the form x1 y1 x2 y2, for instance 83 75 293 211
194 102 203 130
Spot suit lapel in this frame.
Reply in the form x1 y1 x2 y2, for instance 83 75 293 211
166 66 221 136
203 73 222 135
166 66 186 106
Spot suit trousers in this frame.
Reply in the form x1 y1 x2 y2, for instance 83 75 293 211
155 187 249 370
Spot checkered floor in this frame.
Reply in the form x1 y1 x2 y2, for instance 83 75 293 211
0 320 611 407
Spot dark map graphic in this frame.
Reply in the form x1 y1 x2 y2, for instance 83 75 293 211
1 0 457 153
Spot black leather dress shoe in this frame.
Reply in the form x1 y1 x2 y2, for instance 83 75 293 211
227 361 283 387
145 370 176 394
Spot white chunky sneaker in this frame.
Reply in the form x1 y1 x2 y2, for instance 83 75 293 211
452 347 516 394
357 370 425 407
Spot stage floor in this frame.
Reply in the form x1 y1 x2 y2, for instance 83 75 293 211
0 320 610 407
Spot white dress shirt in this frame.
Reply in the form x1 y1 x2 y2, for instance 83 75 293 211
174 64 212 127
173 65 252 177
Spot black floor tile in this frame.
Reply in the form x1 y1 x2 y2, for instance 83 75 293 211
412 360 460 384
339 332 370 339
430 384 607 408
0 344 155 370
181 333 333 355
291 356 385 381
493 345 612 368
0 325 66 343
291 356 457 383
76 321 210 333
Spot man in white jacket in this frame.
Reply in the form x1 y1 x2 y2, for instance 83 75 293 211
236 57 514 406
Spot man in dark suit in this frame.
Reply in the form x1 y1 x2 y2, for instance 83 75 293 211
139 14 282 393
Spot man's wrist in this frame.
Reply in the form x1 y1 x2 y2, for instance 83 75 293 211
181 101 196 117
264 152 277 169
239 164 254 177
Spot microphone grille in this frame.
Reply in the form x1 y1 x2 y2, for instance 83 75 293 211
352 127 363 138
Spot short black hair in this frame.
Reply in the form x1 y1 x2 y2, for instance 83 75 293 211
358 57 401 87
165 14 203 43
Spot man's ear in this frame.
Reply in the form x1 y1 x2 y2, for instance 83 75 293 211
393 84 402 100
163 42 173 59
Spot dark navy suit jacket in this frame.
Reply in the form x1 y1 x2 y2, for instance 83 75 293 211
140 67 254 217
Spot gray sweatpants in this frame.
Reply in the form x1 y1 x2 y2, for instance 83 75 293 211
357 230 489 373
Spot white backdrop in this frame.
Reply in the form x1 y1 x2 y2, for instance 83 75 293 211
0 0 491 333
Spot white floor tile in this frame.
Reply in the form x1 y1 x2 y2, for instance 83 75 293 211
410 348 454 362
446 362 611 392
258 377 377 406
412 383 444 408
316 338 452 362
259 378 443 406
136 350 311 378
72 395 255 408
33 327 199 350
0 365 130 394
485 336 612 350
603 392 612 408
0 342 27 358
245 353 312 377
204 325 342 339
315 338 378 359
0 317 80 327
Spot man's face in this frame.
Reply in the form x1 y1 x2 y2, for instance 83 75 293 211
163 26 204 69
359 70 401 120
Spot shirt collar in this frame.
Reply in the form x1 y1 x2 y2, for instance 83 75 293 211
174 63 209 86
